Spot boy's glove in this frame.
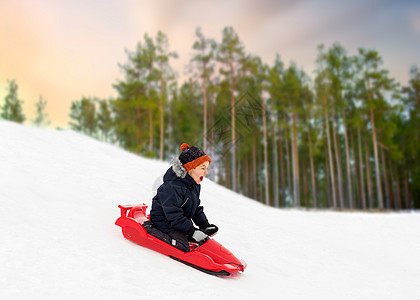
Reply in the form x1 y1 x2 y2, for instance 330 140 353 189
190 229 208 243
203 224 218 237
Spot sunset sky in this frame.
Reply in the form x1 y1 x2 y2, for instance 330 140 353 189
1 0 419 128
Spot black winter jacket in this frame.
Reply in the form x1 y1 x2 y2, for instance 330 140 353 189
150 166 210 235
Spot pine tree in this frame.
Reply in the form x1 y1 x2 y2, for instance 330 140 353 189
191 27 216 151
267 54 287 206
355 49 395 209
325 43 354 208
170 79 202 145
113 36 156 154
316 44 346 208
97 99 113 142
400 66 420 206
302 85 318 208
217 26 245 192
283 64 304 207
315 66 337 208
68 97 96 136
32 95 50 127
1 79 25 123
156 31 177 160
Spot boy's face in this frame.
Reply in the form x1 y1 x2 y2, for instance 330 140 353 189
188 161 210 184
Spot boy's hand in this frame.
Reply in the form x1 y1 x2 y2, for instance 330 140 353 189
191 229 208 243
203 224 219 237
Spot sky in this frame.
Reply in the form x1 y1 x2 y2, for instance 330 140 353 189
1 0 419 128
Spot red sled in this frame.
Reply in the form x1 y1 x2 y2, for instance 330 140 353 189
115 204 247 276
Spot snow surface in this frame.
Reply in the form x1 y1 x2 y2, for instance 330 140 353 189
1 120 419 300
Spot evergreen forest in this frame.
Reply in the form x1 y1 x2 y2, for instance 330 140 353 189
2 27 419 210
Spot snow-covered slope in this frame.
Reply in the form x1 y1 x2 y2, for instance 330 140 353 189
1 120 419 300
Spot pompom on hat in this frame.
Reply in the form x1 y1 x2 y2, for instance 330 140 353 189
178 143 211 172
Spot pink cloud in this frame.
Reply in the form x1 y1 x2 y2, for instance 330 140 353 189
410 10 420 35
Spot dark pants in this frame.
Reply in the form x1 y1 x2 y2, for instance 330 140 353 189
145 225 190 252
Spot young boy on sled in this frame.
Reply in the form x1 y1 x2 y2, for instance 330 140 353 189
143 143 218 252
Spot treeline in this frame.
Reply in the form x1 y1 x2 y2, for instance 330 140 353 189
0 79 50 127
67 27 419 210
3 26 418 210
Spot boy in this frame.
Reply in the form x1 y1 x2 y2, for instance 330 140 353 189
144 143 218 252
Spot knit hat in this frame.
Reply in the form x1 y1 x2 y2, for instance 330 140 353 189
178 143 211 172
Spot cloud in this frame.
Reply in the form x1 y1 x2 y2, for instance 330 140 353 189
410 10 420 35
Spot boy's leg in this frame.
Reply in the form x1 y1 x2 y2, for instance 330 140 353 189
146 227 172 245
167 231 190 252
144 223 190 252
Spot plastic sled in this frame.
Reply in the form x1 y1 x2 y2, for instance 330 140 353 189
115 204 247 276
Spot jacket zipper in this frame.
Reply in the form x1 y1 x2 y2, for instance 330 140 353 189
181 197 189 207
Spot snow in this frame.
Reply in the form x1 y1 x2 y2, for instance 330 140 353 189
1 120 419 300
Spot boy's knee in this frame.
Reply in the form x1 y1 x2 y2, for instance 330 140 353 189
170 238 190 252
168 231 190 252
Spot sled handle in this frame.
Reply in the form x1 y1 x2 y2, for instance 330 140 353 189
118 205 134 217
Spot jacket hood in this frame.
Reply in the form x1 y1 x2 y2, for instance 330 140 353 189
162 160 198 189
171 157 187 178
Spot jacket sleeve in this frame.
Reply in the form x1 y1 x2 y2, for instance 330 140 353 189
192 201 210 230
159 184 193 234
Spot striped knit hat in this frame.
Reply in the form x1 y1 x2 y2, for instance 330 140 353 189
178 143 211 172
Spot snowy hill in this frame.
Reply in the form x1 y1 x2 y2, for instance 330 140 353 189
1 120 419 300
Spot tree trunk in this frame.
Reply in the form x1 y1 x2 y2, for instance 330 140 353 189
395 167 402 210
307 122 317 208
349 128 358 209
403 170 410 209
230 60 236 192
244 158 249 197
136 107 142 152
136 69 142 152
258 140 264 203
358 128 367 209
331 109 344 208
159 79 165 160
272 125 279 207
203 76 208 151
237 152 241 194
147 68 153 152
342 114 353 209
369 107 383 209
224 142 230 188
302 157 308 207
364 138 373 209
283 111 292 204
252 134 257 200
262 96 269 205
291 111 300 207
380 146 390 209
325 143 332 208
278 122 286 207
168 102 173 157
148 108 153 152
324 97 337 208
208 93 215 180
387 156 396 209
